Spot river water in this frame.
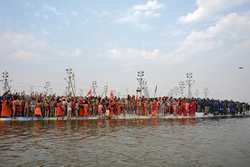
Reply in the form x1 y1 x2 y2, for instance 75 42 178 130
0 118 250 167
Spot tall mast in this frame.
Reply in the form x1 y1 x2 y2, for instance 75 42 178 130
1 71 11 94
101 83 108 97
136 71 150 98
178 81 185 97
92 81 97 97
65 68 76 97
186 73 195 98
43 81 51 95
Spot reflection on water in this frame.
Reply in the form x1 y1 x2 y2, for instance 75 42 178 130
0 118 250 167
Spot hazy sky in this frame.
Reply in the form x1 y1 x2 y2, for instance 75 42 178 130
0 0 250 102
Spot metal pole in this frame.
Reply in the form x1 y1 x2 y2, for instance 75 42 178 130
186 73 195 98
1 71 11 93
65 68 76 97
178 81 185 97
92 81 97 97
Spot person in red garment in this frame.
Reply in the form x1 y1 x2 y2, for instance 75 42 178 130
151 99 158 117
98 100 104 117
79 97 85 116
55 99 64 117
183 100 189 116
176 100 181 116
141 99 146 116
130 97 135 115
180 100 186 116
136 96 141 115
116 100 122 116
34 99 42 117
15 98 23 117
172 100 178 116
190 100 197 116
1 97 11 117
108 99 114 118
83 101 89 117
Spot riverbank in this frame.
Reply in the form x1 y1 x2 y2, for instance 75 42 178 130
1 112 250 122
1 116 250 167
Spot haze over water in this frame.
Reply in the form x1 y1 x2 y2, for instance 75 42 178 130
0 118 250 167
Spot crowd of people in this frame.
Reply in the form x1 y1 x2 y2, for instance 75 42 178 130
0 92 249 119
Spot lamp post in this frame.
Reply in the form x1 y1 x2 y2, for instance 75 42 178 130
178 81 185 98
92 81 97 97
65 68 76 97
44 81 51 95
186 73 195 98
136 71 144 97
1 71 11 93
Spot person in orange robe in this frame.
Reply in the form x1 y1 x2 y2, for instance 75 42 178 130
83 103 89 117
146 100 151 116
1 97 12 117
116 101 121 115
108 100 114 118
16 99 23 117
151 99 158 117
177 100 182 116
190 101 197 116
172 100 177 116
55 100 64 117
129 98 134 115
136 97 140 115
120 100 125 116
147 100 151 115
34 100 42 117
184 101 189 116
98 102 103 117
12 98 16 117
79 98 85 116
141 100 146 116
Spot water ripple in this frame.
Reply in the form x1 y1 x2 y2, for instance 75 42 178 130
0 118 250 167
